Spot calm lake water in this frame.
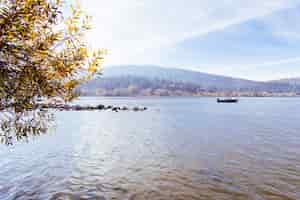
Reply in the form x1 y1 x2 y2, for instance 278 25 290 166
1 97 300 200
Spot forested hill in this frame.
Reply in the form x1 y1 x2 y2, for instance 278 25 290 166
79 65 300 96
270 78 300 86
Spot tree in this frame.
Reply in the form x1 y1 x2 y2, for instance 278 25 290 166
0 0 105 144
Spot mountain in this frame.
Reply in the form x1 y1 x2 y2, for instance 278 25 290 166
271 78 300 86
101 65 258 90
79 65 300 96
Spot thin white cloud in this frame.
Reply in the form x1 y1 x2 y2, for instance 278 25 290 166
77 0 300 65
262 5 300 41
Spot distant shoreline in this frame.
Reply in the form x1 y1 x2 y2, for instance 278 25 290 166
80 94 300 98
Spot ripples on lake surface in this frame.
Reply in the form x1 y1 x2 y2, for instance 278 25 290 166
0 97 300 200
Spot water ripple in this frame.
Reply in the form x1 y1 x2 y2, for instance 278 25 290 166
1 97 300 200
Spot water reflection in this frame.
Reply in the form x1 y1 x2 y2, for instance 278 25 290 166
0 109 54 145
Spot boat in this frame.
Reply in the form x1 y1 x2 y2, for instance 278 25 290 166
217 98 238 103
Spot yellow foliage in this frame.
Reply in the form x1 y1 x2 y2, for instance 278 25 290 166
0 0 106 113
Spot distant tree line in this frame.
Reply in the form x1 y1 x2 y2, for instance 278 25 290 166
79 76 300 97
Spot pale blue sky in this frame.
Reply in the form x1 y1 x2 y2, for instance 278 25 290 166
75 0 300 80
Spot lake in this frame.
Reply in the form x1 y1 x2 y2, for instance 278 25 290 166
0 97 300 200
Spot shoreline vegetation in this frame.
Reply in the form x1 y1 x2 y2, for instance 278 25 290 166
79 68 300 97
80 92 299 97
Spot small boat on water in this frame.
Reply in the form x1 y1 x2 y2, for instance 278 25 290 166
217 98 239 103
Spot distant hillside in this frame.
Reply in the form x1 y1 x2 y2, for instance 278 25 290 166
271 78 300 86
79 65 300 96
80 76 209 96
101 65 259 90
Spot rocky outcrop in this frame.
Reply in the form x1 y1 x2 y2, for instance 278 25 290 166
36 104 147 112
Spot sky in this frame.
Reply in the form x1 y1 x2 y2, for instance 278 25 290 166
75 0 300 81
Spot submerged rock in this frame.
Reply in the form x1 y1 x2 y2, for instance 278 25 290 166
121 106 129 111
112 107 119 112
133 107 140 111
97 104 105 110
106 105 113 110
